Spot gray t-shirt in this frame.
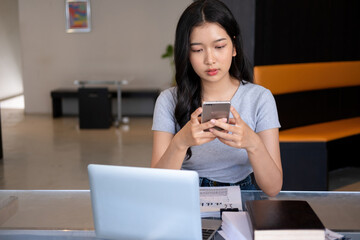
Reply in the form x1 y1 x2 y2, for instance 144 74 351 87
152 82 280 183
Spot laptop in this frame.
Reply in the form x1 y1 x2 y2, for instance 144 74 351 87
88 164 221 240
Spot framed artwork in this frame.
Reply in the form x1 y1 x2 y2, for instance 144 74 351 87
65 0 91 33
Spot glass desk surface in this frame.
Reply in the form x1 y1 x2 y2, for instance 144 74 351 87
0 190 359 239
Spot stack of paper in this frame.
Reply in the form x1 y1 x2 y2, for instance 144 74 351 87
220 211 253 240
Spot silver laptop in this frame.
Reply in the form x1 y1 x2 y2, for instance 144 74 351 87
88 164 221 240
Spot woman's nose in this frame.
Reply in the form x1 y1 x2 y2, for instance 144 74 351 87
204 50 216 65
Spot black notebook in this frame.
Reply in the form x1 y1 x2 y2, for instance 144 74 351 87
245 200 325 240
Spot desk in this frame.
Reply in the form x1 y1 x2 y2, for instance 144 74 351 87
50 88 160 119
0 190 359 239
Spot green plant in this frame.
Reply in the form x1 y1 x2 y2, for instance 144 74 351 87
161 44 173 59
161 44 176 86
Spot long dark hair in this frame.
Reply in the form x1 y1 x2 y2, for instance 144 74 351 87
174 0 253 159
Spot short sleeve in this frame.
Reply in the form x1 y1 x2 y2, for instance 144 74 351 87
255 89 281 133
152 88 177 134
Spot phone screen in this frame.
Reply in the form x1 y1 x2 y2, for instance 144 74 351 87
201 101 230 131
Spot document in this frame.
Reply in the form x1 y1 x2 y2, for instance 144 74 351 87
200 186 242 218
221 211 253 240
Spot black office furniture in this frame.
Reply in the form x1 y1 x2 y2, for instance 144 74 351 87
78 88 112 129
50 89 160 118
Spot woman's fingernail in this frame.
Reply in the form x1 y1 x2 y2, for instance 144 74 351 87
210 119 216 124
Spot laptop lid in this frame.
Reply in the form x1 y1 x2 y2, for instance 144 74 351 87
88 164 203 240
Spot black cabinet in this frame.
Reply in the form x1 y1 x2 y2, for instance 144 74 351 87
78 88 112 129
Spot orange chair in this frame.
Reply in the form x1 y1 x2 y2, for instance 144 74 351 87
254 61 360 190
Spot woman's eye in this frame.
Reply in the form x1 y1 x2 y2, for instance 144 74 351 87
191 49 202 53
215 45 226 49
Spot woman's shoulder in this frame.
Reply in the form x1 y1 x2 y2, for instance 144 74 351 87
160 86 177 96
242 80 267 91
240 81 273 97
158 86 177 100
156 86 178 107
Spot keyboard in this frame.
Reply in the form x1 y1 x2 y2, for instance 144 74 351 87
202 228 216 240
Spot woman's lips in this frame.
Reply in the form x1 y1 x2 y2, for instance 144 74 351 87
206 69 218 76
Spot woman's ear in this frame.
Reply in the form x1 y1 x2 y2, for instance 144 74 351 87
232 46 237 57
232 36 237 57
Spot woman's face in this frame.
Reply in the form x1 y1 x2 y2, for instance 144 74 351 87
189 22 236 85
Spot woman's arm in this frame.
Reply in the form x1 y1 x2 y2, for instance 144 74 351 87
151 107 217 169
247 128 282 196
210 106 283 196
151 131 187 169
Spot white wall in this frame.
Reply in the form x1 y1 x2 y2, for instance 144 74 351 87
0 0 23 100
18 0 191 114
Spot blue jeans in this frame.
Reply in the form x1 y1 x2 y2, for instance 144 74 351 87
199 174 257 190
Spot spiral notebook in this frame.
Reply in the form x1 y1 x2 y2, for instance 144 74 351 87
88 164 221 240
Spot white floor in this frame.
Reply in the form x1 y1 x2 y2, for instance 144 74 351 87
0 95 24 109
0 107 153 190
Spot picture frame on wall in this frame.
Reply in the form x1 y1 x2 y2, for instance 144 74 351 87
65 0 91 33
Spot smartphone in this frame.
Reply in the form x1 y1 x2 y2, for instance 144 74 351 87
201 101 231 131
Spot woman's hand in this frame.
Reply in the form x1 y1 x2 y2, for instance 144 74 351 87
174 107 217 150
151 107 218 169
209 106 259 151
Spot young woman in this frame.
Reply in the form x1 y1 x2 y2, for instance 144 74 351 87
151 0 282 197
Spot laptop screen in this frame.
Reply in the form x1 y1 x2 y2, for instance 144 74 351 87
88 164 203 240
